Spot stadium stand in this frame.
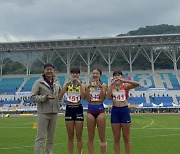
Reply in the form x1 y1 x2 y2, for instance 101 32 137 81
21 75 66 92
149 96 173 105
58 75 66 87
138 103 158 108
1 70 180 94
176 96 180 103
127 96 147 105
155 71 180 90
159 102 174 107
103 98 113 106
133 72 155 90
21 77 39 92
0 77 24 94
100 74 108 85
0 100 20 107
0 70 180 112
79 75 87 84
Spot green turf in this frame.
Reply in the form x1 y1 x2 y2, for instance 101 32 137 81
0 114 180 154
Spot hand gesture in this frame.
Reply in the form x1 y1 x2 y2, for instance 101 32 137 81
111 78 119 85
46 94 54 100
65 81 71 87
118 77 125 83
89 79 98 87
73 78 82 86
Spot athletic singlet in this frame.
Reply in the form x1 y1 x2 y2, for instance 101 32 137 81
66 84 81 103
89 86 101 102
112 84 128 102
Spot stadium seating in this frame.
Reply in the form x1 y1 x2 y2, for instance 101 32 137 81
0 70 180 111
21 75 66 92
176 96 180 104
133 72 155 90
156 72 180 90
0 77 24 94
103 98 113 106
24 99 33 104
0 100 20 107
21 77 39 92
58 76 66 87
149 96 173 105
79 75 87 84
128 96 147 105
100 74 108 85
138 103 157 108
0 70 180 94
160 102 173 107
17 104 37 111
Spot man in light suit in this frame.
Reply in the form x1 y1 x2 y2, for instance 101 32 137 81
31 63 61 154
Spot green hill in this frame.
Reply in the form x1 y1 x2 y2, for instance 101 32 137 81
117 24 180 36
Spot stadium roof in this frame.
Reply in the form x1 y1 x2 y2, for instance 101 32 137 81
0 34 180 81
0 33 180 52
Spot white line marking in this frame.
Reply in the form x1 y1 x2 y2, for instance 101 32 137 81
1 126 180 130
141 118 155 129
0 145 33 150
1 133 180 150
0 127 32 128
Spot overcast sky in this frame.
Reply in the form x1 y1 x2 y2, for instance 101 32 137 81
0 0 180 42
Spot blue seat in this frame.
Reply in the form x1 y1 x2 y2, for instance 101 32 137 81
128 96 146 104
0 78 24 94
150 96 173 105
21 77 39 92
58 76 66 87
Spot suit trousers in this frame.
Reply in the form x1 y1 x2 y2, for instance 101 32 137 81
34 113 58 154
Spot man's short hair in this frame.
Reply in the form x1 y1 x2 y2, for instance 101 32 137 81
44 63 55 69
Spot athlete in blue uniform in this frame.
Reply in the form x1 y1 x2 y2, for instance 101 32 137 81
106 70 140 154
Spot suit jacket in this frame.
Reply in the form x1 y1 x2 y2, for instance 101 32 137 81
31 76 61 113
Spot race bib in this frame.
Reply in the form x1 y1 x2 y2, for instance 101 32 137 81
112 90 126 102
90 91 101 102
67 91 80 103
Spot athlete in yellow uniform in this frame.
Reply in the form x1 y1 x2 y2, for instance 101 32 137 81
59 67 85 154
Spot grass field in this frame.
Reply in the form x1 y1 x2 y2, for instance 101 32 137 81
0 113 180 154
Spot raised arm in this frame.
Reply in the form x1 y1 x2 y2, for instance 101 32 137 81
76 79 85 99
59 81 70 99
119 78 140 90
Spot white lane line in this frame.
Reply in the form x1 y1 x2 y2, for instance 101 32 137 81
1 133 180 150
0 145 33 150
131 133 180 139
133 128 180 130
141 118 155 129
0 127 32 128
1 126 180 130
